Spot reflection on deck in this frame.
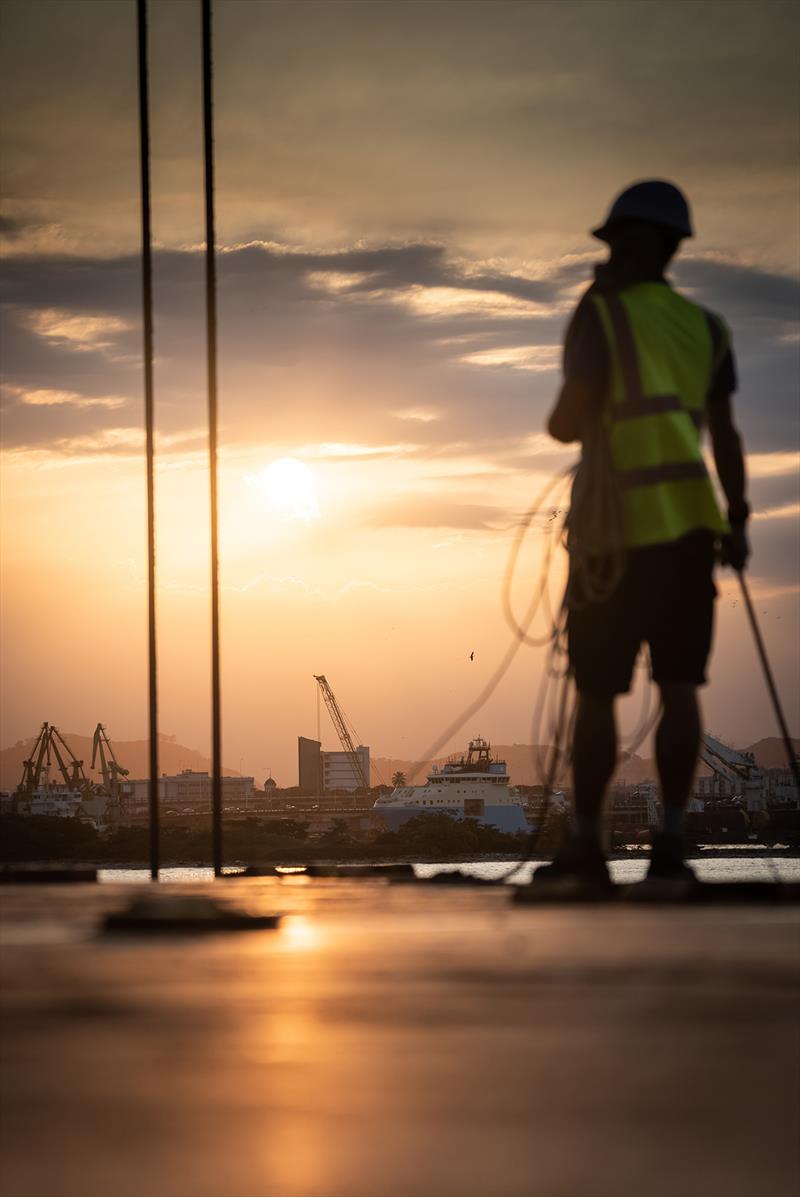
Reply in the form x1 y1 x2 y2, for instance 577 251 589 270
1 877 798 1197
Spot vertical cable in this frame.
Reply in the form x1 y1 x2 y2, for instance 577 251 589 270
316 684 321 801
738 572 800 790
136 0 159 881
202 0 223 876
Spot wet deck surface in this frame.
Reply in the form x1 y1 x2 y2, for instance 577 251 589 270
2 878 799 1197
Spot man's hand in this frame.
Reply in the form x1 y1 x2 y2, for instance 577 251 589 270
719 522 750 572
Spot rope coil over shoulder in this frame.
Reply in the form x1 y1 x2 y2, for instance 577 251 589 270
565 422 626 609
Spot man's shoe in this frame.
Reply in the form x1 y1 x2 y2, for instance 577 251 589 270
623 836 698 902
646 834 697 884
526 837 613 899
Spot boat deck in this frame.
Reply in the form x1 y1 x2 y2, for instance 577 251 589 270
1 876 799 1197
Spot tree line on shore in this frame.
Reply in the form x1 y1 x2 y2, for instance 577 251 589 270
6 806 795 866
0 812 562 865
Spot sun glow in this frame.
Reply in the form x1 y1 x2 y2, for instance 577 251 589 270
246 457 321 522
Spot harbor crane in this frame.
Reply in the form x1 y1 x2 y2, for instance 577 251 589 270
16 723 89 794
700 733 767 811
91 724 129 800
18 723 52 794
14 722 129 827
313 675 371 792
48 726 89 790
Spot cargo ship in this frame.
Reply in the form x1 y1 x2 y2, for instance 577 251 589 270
373 737 530 834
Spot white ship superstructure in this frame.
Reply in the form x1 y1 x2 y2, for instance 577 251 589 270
374 737 530 834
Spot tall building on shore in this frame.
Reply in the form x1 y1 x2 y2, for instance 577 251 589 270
297 737 370 794
298 736 322 795
322 746 370 793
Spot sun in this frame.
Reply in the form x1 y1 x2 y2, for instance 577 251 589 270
246 457 321 522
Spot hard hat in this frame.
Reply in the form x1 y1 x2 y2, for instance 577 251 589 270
592 180 694 241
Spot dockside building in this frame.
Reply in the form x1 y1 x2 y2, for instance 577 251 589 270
297 737 370 793
121 770 255 815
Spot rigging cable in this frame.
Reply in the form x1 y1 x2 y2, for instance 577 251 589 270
737 570 800 791
497 437 627 880
136 0 159 881
201 0 224 877
408 441 667 883
396 403 791 884
407 466 576 784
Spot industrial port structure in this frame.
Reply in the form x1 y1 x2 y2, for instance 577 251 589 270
297 675 374 795
8 722 129 826
3 709 798 843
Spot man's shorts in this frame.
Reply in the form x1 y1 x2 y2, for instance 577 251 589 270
567 530 717 696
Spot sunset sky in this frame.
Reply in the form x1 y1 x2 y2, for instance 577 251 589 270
1 0 798 785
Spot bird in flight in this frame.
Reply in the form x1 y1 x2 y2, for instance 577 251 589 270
469 651 474 661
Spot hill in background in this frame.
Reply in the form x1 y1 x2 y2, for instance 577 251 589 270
743 737 800 770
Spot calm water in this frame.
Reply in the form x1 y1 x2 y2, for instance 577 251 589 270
100 856 800 885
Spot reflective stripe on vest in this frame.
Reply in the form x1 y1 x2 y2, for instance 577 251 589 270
592 284 728 548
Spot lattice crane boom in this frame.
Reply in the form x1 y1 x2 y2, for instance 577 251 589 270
48 727 88 789
18 723 52 794
91 724 129 796
16 724 90 794
699 733 767 811
313 674 370 792
701 733 756 777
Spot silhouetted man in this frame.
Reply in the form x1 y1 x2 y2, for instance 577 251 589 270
542 179 749 890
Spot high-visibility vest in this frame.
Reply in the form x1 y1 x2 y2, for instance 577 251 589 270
591 282 730 549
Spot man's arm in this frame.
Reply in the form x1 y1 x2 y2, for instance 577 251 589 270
548 296 607 443
547 377 595 443
708 393 747 520
708 393 750 569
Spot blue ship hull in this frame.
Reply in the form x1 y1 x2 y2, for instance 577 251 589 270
378 804 530 835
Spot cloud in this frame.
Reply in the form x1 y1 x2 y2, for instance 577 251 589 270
0 215 26 241
460 344 561 372
386 284 553 321
3 425 207 467
2 383 125 410
305 270 379 293
365 497 512 530
746 451 800 479
32 426 144 458
0 240 563 456
393 407 439 423
307 441 421 462
676 254 800 326
22 308 130 350
752 502 800 521
672 253 800 453
2 0 798 266
1 240 797 476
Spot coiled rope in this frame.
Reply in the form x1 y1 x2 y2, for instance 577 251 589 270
405 436 652 878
